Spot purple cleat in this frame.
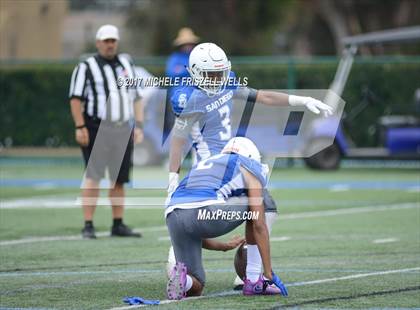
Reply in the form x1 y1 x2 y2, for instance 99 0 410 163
167 262 187 300
243 275 282 295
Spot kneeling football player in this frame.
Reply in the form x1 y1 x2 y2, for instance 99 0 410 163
165 137 288 299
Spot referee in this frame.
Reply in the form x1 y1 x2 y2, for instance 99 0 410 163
69 24 143 239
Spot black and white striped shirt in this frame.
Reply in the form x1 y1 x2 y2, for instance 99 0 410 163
69 54 141 122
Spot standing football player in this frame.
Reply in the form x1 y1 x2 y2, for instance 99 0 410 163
166 42 332 288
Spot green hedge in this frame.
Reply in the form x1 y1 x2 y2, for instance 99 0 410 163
1 61 419 147
235 62 420 146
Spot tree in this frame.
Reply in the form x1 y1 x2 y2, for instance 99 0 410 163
126 0 420 56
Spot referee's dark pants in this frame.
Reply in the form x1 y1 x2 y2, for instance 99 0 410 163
82 115 133 185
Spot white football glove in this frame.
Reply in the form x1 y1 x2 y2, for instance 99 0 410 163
289 95 333 117
167 172 179 195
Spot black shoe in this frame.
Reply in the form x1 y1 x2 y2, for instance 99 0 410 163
111 223 142 237
82 225 96 239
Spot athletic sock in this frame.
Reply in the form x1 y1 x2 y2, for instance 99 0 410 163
185 275 193 291
113 218 123 227
246 244 262 282
258 212 278 274
84 220 93 228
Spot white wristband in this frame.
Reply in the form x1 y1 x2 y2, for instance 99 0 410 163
168 172 179 194
169 172 179 182
288 94 306 106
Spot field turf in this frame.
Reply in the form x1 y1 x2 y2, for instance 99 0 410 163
0 160 419 309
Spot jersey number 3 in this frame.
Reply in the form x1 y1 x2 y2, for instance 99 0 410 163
218 105 231 141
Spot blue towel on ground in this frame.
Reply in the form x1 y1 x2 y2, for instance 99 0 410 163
123 296 160 305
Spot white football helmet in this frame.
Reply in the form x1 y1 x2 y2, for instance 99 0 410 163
222 137 261 163
187 42 231 96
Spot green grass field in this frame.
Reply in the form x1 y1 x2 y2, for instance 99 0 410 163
0 161 419 309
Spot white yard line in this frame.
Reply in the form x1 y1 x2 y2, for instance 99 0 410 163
1 198 79 209
372 237 399 244
270 236 291 242
280 202 419 220
108 266 420 309
2 197 417 210
0 235 83 245
1 202 418 246
289 266 420 286
0 226 167 246
0 197 167 209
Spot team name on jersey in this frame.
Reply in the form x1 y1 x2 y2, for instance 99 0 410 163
205 90 233 112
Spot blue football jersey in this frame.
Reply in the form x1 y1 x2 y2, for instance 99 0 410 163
165 51 190 99
165 153 268 216
170 71 248 160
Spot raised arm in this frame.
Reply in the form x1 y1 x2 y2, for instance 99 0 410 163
255 90 289 106
256 90 333 116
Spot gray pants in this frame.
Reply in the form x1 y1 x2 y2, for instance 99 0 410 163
166 197 250 286
263 188 277 213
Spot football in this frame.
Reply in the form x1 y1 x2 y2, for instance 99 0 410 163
234 242 247 279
